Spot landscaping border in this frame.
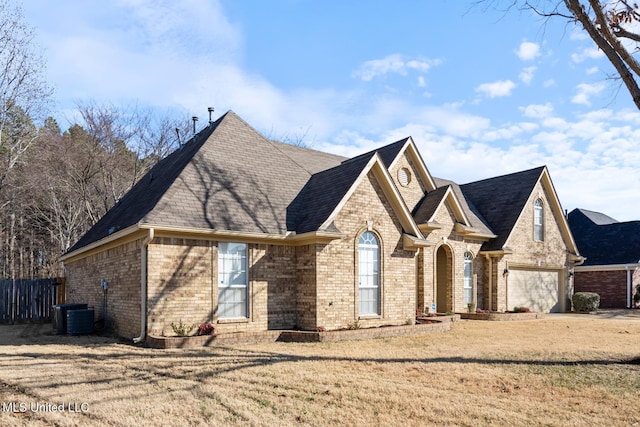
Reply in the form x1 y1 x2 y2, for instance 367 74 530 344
146 316 458 349
458 312 545 321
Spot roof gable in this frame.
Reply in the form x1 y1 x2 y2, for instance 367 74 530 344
460 166 578 254
388 137 437 192
290 152 423 238
413 185 469 225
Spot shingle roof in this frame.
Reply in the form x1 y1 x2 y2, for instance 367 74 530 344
575 208 618 225
66 111 559 257
288 153 378 233
568 208 640 265
67 111 346 253
459 166 546 251
412 185 450 224
431 178 495 237
67 116 222 253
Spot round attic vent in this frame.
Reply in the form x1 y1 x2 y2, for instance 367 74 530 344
398 167 411 186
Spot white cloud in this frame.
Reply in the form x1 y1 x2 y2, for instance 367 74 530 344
543 79 555 88
352 54 442 81
22 1 640 223
475 80 516 98
515 41 541 61
571 46 604 63
572 82 606 105
519 66 536 84
586 66 599 75
519 103 553 119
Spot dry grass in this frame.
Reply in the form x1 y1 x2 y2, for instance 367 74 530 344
1 314 639 426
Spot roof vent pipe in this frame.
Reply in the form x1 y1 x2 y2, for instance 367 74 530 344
208 107 215 125
192 116 198 136
175 128 182 147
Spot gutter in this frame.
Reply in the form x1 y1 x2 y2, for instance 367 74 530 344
133 228 155 343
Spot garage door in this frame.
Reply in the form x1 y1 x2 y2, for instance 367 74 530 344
508 269 562 313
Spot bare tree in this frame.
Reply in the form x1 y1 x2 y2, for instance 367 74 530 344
0 0 51 191
481 1 640 109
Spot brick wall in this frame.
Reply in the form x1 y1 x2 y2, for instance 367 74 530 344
316 172 417 330
574 270 628 308
65 237 143 339
295 244 319 330
147 237 215 336
147 237 299 336
497 181 570 312
418 203 483 314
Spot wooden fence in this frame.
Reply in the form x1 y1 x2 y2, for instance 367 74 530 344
0 278 65 323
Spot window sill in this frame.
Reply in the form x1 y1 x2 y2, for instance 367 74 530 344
217 317 249 324
358 315 382 320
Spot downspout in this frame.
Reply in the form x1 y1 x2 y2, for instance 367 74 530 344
626 266 631 309
133 228 155 343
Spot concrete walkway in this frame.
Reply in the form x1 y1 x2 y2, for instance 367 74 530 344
549 308 640 320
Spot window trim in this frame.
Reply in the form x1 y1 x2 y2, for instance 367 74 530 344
357 230 381 317
533 198 544 242
217 242 249 320
463 251 473 306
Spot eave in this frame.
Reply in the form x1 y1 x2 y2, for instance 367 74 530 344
454 223 497 240
61 223 346 264
479 247 514 257
418 221 443 232
403 233 432 250
574 262 640 272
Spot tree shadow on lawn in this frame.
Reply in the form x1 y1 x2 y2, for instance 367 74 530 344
0 341 638 416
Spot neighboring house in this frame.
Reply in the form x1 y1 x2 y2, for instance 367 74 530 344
60 111 583 340
568 208 640 308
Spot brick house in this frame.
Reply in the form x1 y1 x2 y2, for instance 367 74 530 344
568 209 640 308
60 111 583 341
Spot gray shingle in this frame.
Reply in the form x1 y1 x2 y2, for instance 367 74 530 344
568 208 640 265
459 166 545 251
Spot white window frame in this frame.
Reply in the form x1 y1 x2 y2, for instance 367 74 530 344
358 231 380 316
534 199 544 241
218 242 248 319
463 252 473 306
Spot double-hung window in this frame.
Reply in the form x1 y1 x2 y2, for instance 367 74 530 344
218 242 248 319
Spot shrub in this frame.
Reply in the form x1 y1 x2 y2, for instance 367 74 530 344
196 322 215 336
467 302 476 313
572 292 600 312
171 319 196 336
346 320 360 330
513 306 531 313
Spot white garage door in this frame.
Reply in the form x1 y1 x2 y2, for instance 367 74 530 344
508 269 562 313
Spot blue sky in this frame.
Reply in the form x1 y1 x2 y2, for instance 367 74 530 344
22 0 640 221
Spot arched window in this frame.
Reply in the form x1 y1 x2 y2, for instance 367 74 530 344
463 252 473 306
358 231 380 316
534 199 544 241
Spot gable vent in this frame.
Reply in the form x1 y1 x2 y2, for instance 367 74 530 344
398 168 411 187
